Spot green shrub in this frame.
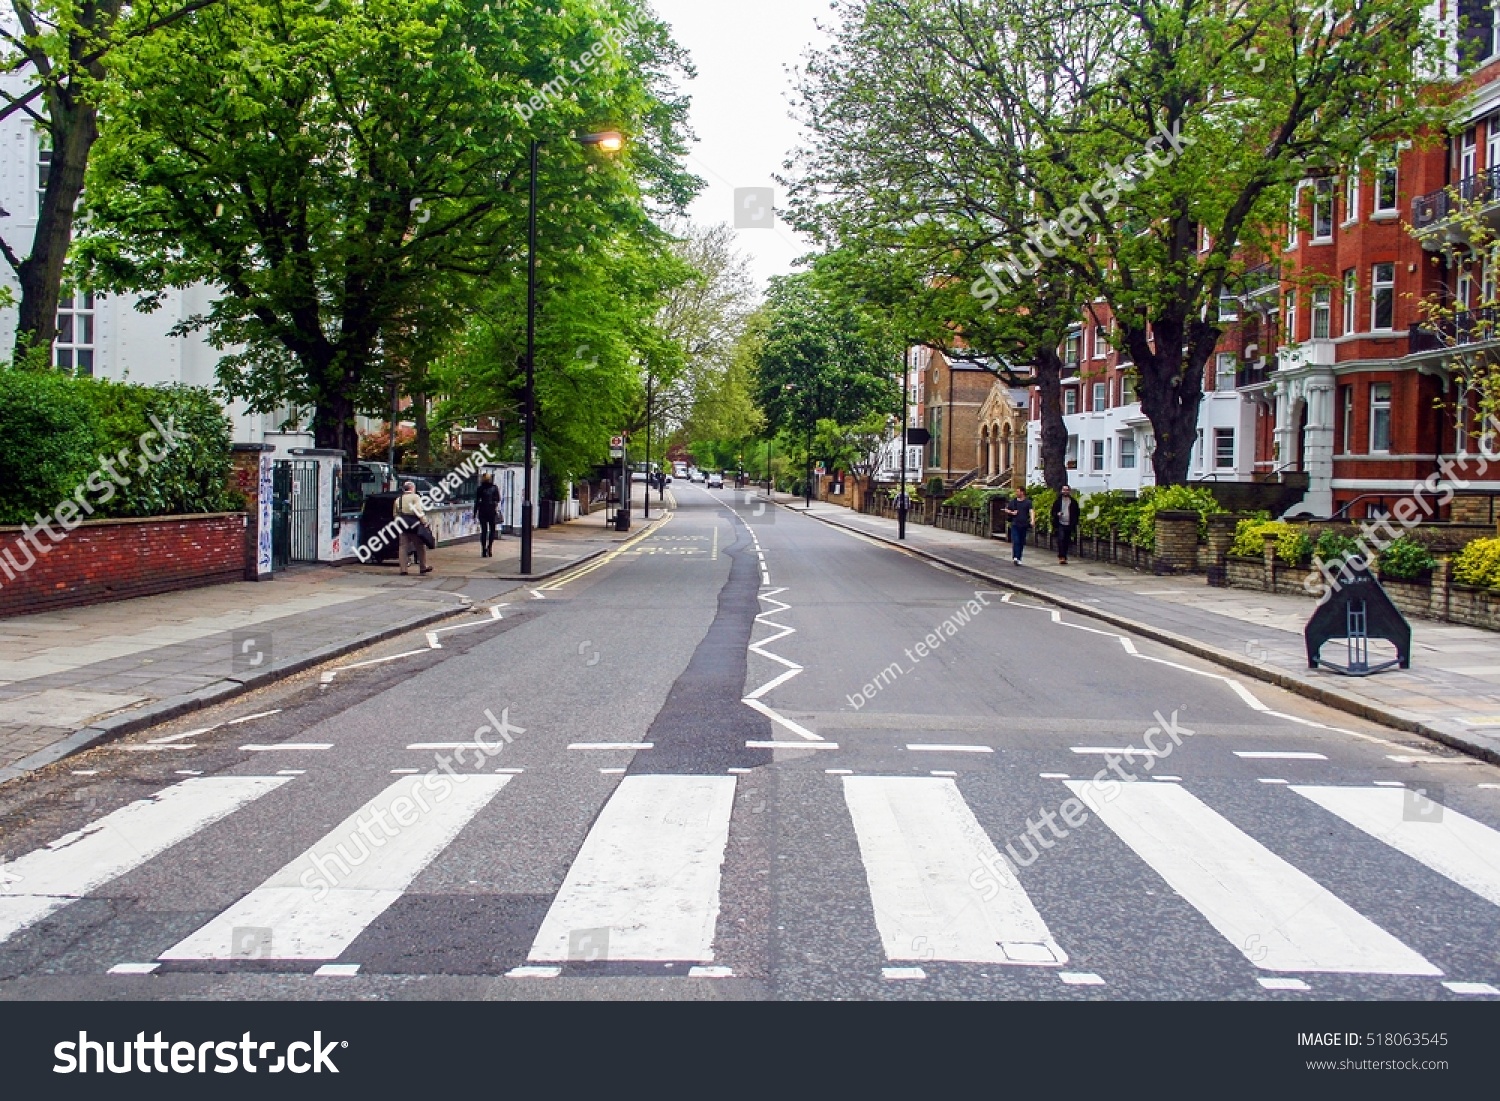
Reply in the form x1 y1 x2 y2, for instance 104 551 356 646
1231 519 1312 565
946 485 1004 510
0 371 101 524
1313 530 1363 567
1454 538 1500 588
925 476 945 496
1078 489 1136 539
0 373 238 524
1375 536 1438 580
1029 486 1057 533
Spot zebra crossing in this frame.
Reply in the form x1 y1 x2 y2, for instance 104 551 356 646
2 765 1499 993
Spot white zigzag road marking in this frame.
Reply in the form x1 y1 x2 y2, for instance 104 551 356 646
744 587 821 741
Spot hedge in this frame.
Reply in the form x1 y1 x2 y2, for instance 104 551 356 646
1454 537 1500 589
0 372 240 525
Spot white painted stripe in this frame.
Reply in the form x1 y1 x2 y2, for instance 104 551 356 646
390 769 419 775
1234 751 1328 760
1225 680 1270 711
1153 775 1183 782
314 963 360 977
1070 747 1166 757
125 744 197 752
567 742 653 751
405 742 490 750
507 965 560 978
843 776 1067 966
1292 786 1500 908
0 777 290 946
173 770 203 776
240 743 332 752
906 744 994 754
689 965 733 978
1386 755 1447 764
741 698 822 741
528 775 735 963
1375 781 1405 787
1059 971 1105 986
930 770 958 778
1260 977 1311 991
107 962 159 975
599 768 625 776
150 727 215 744
825 769 853 775
1259 778 1290 785
276 770 306 776
1444 981 1500 995
1066 781 1439 976
1039 773 1071 779
227 710 282 725
159 775 509 961
745 740 840 750
882 966 926 980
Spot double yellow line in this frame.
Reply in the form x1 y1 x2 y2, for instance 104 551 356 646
540 511 674 590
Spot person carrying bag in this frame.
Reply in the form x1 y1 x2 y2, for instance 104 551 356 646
396 481 434 575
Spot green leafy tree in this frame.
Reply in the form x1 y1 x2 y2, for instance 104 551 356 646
77 0 696 461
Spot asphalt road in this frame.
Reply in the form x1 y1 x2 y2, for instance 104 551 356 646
1 484 1498 1002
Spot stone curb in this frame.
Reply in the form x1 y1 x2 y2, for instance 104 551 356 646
0 597 474 784
787 503 1500 768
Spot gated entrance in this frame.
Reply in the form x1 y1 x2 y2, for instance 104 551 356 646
271 459 321 566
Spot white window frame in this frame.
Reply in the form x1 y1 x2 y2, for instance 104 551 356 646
54 291 96 375
1284 288 1297 344
1342 170 1360 226
1119 434 1137 469
1213 427 1236 470
1311 178 1334 241
36 135 51 218
1218 294 1239 322
1487 114 1500 174
1340 385 1354 453
1091 381 1106 411
1063 388 1078 416
1286 184 1302 248
1373 153 1398 214
1458 268 1474 313
1091 324 1106 358
1091 438 1107 472
1461 126 1479 181
1342 268 1357 334
1369 382 1392 453
1371 262 1395 331
1120 372 1137 405
1215 352 1236 390
1311 286 1331 339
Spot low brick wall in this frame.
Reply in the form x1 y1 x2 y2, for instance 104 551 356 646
0 513 246 617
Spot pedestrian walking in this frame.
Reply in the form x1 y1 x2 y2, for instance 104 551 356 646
1002 486 1033 565
396 480 433 575
474 472 501 557
1051 485 1081 565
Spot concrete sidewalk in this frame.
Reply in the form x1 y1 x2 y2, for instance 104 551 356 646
0 497 670 781
771 491 1500 765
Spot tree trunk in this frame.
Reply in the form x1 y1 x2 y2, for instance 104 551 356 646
11 101 99 368
1033 348 1069 490
1127 314 1211 487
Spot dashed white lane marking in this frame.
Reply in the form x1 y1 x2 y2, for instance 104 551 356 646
825 769 854 775
1068 780 1440 976
1444 981 1500 995
1259 977 1311 992
1293 786 1500 907
527 775 736 963
906 744 994 754
125 744 198 752
406 742 492 750
1059 972 1106 986
728 767 753 775
240 743 332 752
108 963 160 976
1039 773 1071 779
747 740 841 750
1259 778 1289 785
0 777 291 946
599 768 626 776
1375 781 1405 787
150 727 215 744
1152 775 1183 782
160 776 511 961
1387 754 1450 764
390 769 419 775
930 770 958 777
1235 751 1328 760
70 770 100 776
883 966 927 980
1070 747 1167 757
276 770 306 776
227 710 282 725
507 965 561 978
689 965 734 978
494 768 524 774
315 963 360 977
173 770 203 776
568 742 653 751
844 776 1067 966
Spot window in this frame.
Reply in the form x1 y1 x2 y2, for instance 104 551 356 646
1064 388 1078 416
1120 373 1137 404
1217 294 1239 322
1369 382 1392 452
1064 331 1081 365
1119 435 1137 469
1459 269 1474 312
1461 126 1479 180
1286 185 1301 247
1091 381 1106 411
1194 428 1205 468
1092 324 1106 358
1371 262 1395 330
36 138 51 213
1283 289 1297 344
1373 153 1398 214
1311 286 1331 339
1311 178 1333 240
1091 438 1106 472
54 292 95 375
1342 268 1357 334
1215 352 1236 390
1343 170 1360 224
1214 427 1236 469
1066 435 1079 468
1340 385 1353 452
1488 114 1500 174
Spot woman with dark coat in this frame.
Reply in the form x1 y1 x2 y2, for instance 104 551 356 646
475 473 502 557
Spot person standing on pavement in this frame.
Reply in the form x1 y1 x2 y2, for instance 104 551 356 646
396 480 433 576
1051 485 1081 565
474 472 501 558
1002 485 1033 565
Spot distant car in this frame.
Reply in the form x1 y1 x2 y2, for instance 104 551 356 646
706 472 724 488
691 470 706 483
631 470 651 483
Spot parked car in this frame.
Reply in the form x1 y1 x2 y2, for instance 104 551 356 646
706 471 724 488
690 470 706 483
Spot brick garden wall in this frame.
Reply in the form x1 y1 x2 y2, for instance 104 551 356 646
0 513 246 617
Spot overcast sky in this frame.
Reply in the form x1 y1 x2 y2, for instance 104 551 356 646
648 0 831 293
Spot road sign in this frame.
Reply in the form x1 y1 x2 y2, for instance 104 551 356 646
609 435 625 448
609 434 625 458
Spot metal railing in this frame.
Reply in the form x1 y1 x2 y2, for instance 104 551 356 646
1412 166 1500 230
1409 306 1500 355
1235 356 1276 388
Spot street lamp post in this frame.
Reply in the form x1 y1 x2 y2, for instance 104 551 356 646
899 346 909 540
643 375 653 520
520 130 624 576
